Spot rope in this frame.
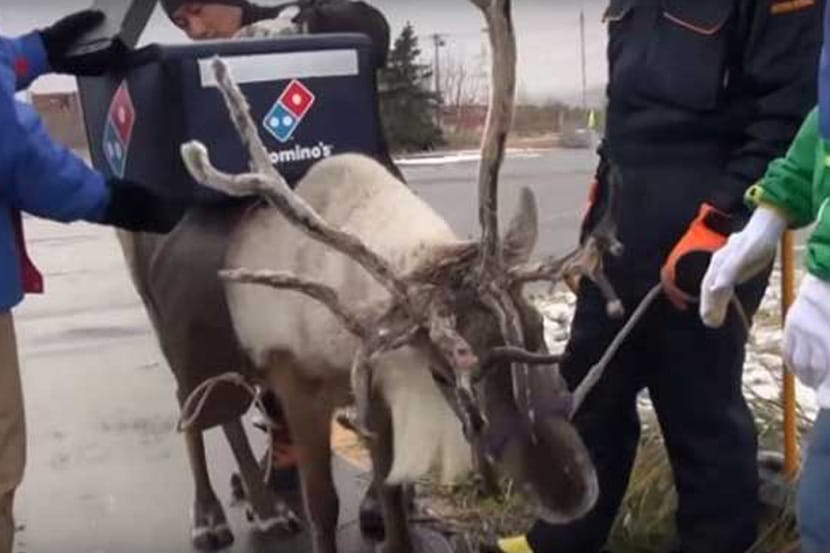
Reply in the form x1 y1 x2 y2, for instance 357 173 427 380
570 284 662 415
177 372 278 485
570 284 753 417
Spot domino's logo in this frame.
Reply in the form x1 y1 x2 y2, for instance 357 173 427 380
263 80 316 143
102 81 135 178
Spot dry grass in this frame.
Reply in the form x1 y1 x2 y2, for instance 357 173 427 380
402 388 809 552
330 379 812 552
604 381 813 553
416 474 536 544
327 287 813 553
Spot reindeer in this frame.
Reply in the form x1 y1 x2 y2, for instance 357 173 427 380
178 1 625 552
113 5 405 549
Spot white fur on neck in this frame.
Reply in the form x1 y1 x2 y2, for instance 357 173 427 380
374 348 472 485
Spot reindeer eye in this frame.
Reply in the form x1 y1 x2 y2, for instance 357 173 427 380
430 368 453 387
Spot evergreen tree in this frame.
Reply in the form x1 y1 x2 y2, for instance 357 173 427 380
379 22 444 153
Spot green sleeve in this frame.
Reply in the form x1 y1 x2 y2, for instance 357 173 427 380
745 108 819 229
807 185 830 280
806 216 830 282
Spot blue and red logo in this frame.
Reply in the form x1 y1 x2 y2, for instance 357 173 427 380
263 80 316 143
103 82 135 178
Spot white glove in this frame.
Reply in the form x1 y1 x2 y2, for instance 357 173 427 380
784 274 830 390
700 206 787 328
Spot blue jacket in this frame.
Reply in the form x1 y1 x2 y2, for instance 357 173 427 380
1 32 111 312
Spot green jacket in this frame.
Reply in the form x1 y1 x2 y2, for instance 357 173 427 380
747 108 830 281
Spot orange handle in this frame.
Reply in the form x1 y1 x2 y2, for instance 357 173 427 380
781 230 799 479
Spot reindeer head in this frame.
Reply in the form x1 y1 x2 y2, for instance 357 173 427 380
397 185 611 522
181 0 623 525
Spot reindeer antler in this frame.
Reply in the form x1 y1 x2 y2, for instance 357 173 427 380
465 0 549 431
182 58 411 309
219 268 372 338
508 159 626 317
472 0 517 275
466 0 624 431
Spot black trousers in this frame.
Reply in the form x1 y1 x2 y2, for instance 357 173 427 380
527 273 768 553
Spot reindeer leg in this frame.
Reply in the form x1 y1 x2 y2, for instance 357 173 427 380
270 365 339 553
222 419 301 536
185 429 234 551
368 394 413 553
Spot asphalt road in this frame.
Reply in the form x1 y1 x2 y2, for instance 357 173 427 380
10 149 595 553
402 148 596 257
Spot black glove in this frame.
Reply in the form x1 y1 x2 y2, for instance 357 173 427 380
100 179 187 234
39 10 127 76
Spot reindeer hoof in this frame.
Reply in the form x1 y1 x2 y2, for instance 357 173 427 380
247 504 303 537
359 493 385 539
191 523 234 551
192 499 234 551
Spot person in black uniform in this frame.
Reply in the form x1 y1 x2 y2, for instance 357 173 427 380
497 1 824 552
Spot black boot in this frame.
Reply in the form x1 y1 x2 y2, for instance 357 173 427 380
358 482 417 539
359 484 385 539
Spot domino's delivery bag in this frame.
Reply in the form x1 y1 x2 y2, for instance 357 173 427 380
77 33 384 202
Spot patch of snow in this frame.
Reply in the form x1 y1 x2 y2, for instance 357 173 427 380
532 267 819 420
395 149 546 167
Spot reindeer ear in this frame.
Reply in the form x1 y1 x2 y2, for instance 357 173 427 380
502 187 538 266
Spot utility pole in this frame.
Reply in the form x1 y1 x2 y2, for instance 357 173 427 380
580 8 588 112
430 33 447 127
430 33 447 99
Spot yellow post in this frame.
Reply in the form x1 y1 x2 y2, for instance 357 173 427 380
781 230 799 479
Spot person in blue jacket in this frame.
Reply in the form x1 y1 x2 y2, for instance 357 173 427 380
0 11 180 552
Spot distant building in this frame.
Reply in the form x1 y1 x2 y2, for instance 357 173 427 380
440 104 488 132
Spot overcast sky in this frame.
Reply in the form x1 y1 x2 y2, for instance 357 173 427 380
0 0 610 105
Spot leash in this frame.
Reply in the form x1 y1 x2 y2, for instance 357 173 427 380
178 372 280 485
570 283 752 417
